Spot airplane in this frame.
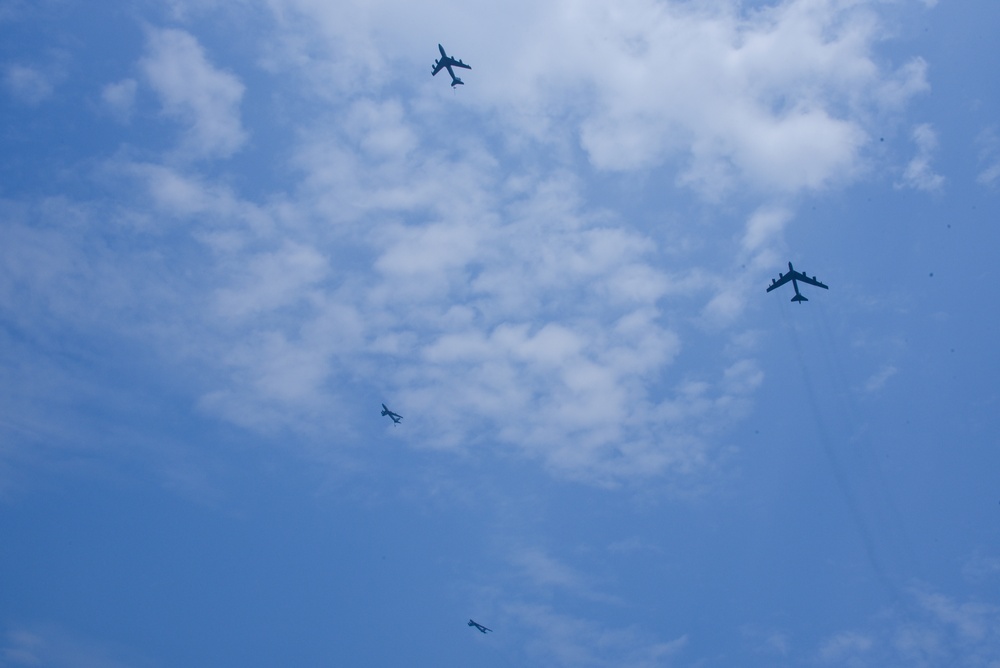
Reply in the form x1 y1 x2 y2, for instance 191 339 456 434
766 261 829 303
468 619 492 634
432 44 471 87
381 403 402 425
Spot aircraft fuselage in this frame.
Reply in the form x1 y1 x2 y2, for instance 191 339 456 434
766 261 827 303
432 44 470 87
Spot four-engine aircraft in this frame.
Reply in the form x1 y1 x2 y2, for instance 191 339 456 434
432 44 471 87
468 619 492 634
766 261 829 303
381 403 402 425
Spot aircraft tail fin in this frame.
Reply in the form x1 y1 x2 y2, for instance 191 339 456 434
791 294 808 303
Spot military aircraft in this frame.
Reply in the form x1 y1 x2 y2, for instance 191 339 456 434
432 44 471 87
766 261 829 303
468 619 492 634
381 403 402 425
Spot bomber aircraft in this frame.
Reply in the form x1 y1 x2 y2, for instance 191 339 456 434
766 261 829 303
432 44 471 87
468 619 492 634
381 403 402 425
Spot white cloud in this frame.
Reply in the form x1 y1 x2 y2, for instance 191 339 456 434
238 0 934 331
916 590 998 642
507 603 688 668
139 28 247 159
0 1 937 489
106 122 761 485
875 57 930 110
703 285 749 326
819 631 873 663
963 551 1000 582
738 625 791 657
0 198 142 327
501 0 888 195
897 122 944 191
121 161 257 221
814 587 1000 666
100 78 137 123
1 624 153 668
979 164 1000 189
976 126 1000 189
863 364 897 393
743 205 793 253
3 63 54 104
255 0 929 199
213 241 329 320
511 547 589 592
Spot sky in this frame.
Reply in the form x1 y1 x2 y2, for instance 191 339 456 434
1 0 999 665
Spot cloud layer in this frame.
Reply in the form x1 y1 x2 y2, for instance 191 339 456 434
140 27 247 159
2 0 936 487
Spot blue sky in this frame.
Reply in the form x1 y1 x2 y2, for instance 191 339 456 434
2 0 999 665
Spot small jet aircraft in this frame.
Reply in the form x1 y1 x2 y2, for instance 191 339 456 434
766 261 829 303
381 403 402 425
432 44 471 87
468 619 492 634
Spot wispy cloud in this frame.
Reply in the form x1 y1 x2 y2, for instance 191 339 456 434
3 63 54 104
743 205 793 254
1 623 154 668
251 0 930 196
606 536 661 555
976 125 1000 189
0 0 936 489
915 590 999 643
507 546 624 605
863 364 897 393
507 603 687 668
510 547 590 592
100 101 755 484
100 78 137 123
819 631 873 663
963 551 1000 583
740 625 792 658
139 27 247 159
813 586 1000 666
475 0 898 196
897 123 945 192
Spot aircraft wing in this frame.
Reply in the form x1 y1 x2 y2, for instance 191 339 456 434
451 59 471 70
795 272 829 289
431 61 445 76
765 272 794 292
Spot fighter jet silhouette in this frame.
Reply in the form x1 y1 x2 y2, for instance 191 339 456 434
766 261 829 303
381 403 402 425
468 619 492 634
432 44 471 87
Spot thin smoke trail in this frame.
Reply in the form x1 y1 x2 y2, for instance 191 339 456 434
811 300 919 579
776 301 902 603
